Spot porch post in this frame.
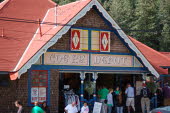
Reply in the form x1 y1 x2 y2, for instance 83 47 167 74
142 73 147 83
92 72 98 102
80 72 85 107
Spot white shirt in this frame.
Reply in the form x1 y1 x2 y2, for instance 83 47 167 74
80 106 89 113
65 104 78 113
107 93 113 106
125 86 134 98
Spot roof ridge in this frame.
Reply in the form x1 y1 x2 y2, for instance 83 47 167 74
59 0 91 8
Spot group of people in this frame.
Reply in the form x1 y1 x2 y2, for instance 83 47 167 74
15 100 50 113
97 85 129 113
64 102 89 113
14 82 164 113
97 83 152 113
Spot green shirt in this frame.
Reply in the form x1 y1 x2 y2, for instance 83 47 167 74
98 89 102 97
31 106 44 113
115 90 120 95
100 88 109 99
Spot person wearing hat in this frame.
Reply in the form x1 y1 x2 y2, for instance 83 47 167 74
65 102 78 113
140 83 151 113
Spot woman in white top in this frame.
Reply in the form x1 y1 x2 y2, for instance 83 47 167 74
80 102 89 113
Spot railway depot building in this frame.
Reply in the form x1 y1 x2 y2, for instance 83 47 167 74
0 0 170 112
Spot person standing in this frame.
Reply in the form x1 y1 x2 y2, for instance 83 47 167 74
116 92 124 113
156 86 163 107
125 83 135 113
80 102 89 113
100 86 109 113
65 102 78 113
41 101 50 113
31 101 44 113
15 100 23 113
140 83 151 113
107 88 114 113
100 86 109 103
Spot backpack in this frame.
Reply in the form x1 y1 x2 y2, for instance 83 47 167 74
142 88 148 97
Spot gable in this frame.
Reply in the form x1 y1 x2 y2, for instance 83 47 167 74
10 0 160 79
49 8 129 53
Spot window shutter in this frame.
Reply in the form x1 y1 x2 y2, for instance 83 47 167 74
71 29 81 50
100 31 110 52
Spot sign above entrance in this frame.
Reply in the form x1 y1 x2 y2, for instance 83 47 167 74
91 54 133 67
44 52 89 66
43 52 142 67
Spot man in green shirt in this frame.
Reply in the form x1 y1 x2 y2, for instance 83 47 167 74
100 86 109 101
31 101 44 113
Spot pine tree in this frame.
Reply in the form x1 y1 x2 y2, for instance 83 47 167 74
109 0 136 34
132 0 161 50
158 0 170 51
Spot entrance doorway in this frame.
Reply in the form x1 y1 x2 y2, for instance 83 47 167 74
59 72 81 113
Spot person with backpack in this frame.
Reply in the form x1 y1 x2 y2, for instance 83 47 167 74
140 83 151 113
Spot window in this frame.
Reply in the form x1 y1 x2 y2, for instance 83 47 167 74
91 30 100 51
100 31 110 52
31 70 48 104
71 28 110 52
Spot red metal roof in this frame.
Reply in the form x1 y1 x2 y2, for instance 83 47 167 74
0 0 55 71
129 36 170 75
13 0 92 72
160 52 170 58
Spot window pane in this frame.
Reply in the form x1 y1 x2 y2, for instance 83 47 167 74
91 31 100 50
80 30 88 50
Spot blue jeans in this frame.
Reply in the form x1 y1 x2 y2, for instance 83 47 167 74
116 107 123 113
108 106 112 113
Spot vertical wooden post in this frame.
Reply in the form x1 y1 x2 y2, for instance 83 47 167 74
93 72 98 102
38 19 42 37
80 72 85 108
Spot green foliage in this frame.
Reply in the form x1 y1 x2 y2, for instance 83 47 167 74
84 81 95 95
146 82 158 94
53 0 76 5
132 0 161 50
158 0 170 51
0 0 4 3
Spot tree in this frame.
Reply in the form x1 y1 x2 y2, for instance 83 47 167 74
132 0 161 50
53 0 76 5
158 0 170 51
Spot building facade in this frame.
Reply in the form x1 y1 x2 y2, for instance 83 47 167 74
0 0 170 113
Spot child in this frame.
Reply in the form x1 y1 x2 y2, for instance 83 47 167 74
80 102 89 113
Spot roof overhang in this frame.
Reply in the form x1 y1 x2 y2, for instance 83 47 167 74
13 0 160 80
160 66 170 69
0 71 9 74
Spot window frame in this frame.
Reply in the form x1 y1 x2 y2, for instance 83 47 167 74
70 28 111 52
28 70 50 106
